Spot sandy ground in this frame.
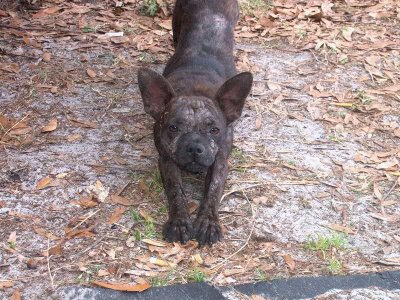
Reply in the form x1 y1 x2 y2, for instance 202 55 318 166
1 1 400 299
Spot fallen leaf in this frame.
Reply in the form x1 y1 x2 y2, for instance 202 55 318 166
10 290 21 300
42 52 51 62
126 236 136 248
142 239 167 247
0 280 14 289
49 243 64 256
8 231 16 244
69 118 98 129
158 20 172 30
88 180 109 202
328 224 356 235
110 36 129 44
283 254 295 271
107 207 128 224
139 209 154 222
87 68 97 78
223 268 245 276
26 258 39 269
32 7 62 18
92 281 150 292
98 269 110 277
149 257 175 267
376 159 399 170
33 227 60 240
110 194 139 206
193 254 203 265
66 133 82 142
188 201 199 214
71 195 98 208
36 177 53 190
342 27 355 42
251 295 266 300
41 118 58 132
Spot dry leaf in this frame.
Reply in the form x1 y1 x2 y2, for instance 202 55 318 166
342 27 355 41
193 254 203 265
8 231 17 244
139 209 154 222
158 20 172 30
110 194 138 206
49 243 64 256
149 257 175 267
376 159 398 170
0 280 14 289
88 180 109 202
188 201 199 214
67 133 82 142
98 269 110 277
32 7 61 18
36 177 53 190
41 118 58 132
11 290 21 300
107 207 128 224
92 281 150 292
283 254 295 270
328 224 356 235
87 68 97 78
251 295 266 300
42 52 51 62
72 195 98 209
69 118 98 129
33 227 60 240
142 239 167 247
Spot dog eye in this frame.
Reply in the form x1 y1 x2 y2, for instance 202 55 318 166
210 127 220 134
169 125 178 132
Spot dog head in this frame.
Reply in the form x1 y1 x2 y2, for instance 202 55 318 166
138 68 252 173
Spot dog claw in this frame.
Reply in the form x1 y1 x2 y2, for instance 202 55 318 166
194 215 223 247
163 217 193 244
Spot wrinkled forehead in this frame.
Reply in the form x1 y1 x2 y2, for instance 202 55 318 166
166 96 224 126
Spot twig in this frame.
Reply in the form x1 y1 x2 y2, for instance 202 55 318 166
116 181 131 196
47 238 55 291
75 236 106 257
381 180 398 202
211 189 255 271
66 209 101 233
221 180 319 202
1 112 31 139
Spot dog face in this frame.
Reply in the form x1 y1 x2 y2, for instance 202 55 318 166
158 96 225 173
138 68 252 173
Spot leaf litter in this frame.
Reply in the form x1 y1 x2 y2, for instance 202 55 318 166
0 0 399 298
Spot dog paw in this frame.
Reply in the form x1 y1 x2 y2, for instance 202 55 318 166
194 215 223 246
163 217 193 244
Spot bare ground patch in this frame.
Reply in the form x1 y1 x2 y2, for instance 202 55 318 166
1 0 399 299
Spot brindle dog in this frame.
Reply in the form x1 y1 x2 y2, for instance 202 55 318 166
138 0 253 246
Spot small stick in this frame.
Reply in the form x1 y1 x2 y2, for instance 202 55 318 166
381 180 398 202
1 112 31 139
211 189 255 271
66 209 101 233
47 238 55 290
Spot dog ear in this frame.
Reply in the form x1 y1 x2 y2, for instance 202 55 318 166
138 68 175 120
215 72 253 124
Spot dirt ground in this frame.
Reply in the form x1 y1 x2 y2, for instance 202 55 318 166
1 0 400 299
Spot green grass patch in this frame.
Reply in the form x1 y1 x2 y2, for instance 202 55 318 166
255 268 267 281
141 0 159 17
187 269 206 283
329 258 343 275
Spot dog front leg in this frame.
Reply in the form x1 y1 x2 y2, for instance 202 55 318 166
159 157 192 244
194 150 229 246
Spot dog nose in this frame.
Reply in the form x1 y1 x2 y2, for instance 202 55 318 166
187 143 205 155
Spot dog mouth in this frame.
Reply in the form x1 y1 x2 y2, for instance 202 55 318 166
183 161 208 174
